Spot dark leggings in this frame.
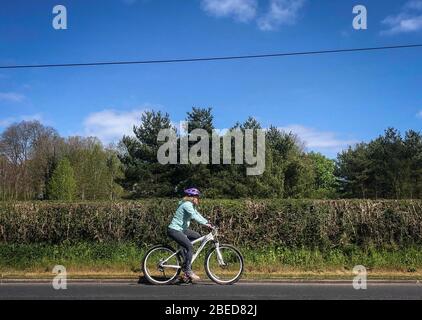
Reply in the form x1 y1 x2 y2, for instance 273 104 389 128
167 228 201 273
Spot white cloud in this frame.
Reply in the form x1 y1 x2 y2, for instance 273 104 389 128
381 0 422 35
83 109 144 144
406 0 422 10
382 14 422 34
0 114 43 128
21 114 43 122
0 118 12 128
200 0 306 31
279 124 357 155
417 110 422 118
201 0 257 22
257 0 305 31
0 92 25 103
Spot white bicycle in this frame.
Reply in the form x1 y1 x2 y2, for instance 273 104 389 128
142 226 244 285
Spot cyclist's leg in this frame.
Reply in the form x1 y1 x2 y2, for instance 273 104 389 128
182 229 202 280
167 228 193 273
183 229 201 241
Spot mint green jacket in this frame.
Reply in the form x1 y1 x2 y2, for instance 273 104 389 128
168 200 208 231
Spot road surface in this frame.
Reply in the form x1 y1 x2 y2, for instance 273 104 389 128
1 280 422 300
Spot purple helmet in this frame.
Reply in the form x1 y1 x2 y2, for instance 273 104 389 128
184 188 201 197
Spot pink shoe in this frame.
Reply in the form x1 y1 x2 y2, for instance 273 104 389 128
186 272 200 281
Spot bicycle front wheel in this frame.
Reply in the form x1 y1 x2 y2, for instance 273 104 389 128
142 245 181 285
205 244 244 285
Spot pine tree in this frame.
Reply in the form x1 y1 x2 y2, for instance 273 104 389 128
119 110 175 197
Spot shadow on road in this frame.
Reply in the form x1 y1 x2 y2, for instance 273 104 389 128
137 276 153 285
137 275 215 286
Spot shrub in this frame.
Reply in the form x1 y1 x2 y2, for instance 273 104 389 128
0 199 421 250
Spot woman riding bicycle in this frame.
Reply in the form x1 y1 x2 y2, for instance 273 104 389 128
167 187 213 281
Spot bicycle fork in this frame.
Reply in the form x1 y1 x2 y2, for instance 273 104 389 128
214 242 226 266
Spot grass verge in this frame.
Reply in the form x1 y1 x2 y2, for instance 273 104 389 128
1 243 422 280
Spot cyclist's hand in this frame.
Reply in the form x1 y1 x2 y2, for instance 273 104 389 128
205 223 214 229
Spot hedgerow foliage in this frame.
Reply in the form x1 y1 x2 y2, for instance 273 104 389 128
0 200 421 249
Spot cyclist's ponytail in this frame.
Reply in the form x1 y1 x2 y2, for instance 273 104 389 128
183 196 198 206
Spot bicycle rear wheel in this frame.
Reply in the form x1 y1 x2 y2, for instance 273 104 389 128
142 245 181 285
205 244 244 285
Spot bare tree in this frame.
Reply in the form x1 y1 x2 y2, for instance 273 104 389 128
0 121 59 200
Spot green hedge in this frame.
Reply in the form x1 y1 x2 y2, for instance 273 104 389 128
0 200 421 249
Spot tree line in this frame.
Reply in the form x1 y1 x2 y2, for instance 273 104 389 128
0 107 420 200
336 128 422 199
118 107 421 199
0 121 123 201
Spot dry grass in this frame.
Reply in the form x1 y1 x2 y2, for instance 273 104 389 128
1 269 422 281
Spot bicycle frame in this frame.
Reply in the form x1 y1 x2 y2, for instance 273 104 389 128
160 228 225 269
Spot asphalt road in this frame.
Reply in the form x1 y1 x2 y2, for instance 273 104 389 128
1 281 422 300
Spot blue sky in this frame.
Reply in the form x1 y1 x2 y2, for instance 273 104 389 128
0 0 422 158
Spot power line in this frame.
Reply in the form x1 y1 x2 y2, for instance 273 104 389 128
1 43 422 69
